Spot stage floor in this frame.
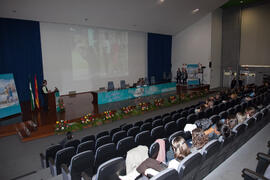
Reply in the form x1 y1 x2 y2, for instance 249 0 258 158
0 84 210 142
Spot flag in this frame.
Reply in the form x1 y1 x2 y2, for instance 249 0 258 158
34 75 40 109
29 79 35 111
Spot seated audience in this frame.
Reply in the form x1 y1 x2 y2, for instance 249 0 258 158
204 120 223 140
191 128 208 151
59 131 73 147
236 111 247 124
137 137 191 177
245 107 256 118
225 114 238 129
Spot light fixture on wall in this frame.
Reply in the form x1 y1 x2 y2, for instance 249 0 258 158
192 8 200 14
157 0 165 5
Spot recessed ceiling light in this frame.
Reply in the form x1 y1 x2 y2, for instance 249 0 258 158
192 8 200 14
12 10 17 13
84 18 88 21
157 0 165 4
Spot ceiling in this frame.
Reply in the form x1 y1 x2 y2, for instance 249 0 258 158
222 0 265 8
0 0 228 35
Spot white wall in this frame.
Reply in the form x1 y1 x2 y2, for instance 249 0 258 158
172 14 212 85
172 11 222 88
40 22 147 95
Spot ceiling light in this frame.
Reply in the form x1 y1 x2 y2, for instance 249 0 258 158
157 0 165 5
240 0 244 3
192 8 199 14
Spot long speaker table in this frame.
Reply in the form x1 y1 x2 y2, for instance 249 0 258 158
91 82 176 105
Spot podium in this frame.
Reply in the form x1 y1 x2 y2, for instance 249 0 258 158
48 92 56 112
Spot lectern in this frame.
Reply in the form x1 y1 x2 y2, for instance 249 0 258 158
48 92 56 112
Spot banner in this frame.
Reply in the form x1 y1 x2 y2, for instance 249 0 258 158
0 74 21 118
187 64 200 85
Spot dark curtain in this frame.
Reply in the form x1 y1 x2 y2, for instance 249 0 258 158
147 33 172 83
0 18 44 103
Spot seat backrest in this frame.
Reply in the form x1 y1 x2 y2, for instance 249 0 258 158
70 150 94 180
121 124 133 132
110 128 121 137
134 121 143 127
261 108 268 117
244 117 255 129
77 140 95 154
152 119 163 128
188 108 195 115
135 130 153 147
144 118 153 124
55 147 76 175
212 105 220 115
164 121 178 137
187 113 197 124
234 104 241 113
162 115 172 125
219 111 228 120
232 123 246 136
108 81 114 91
162 113 170 118
153 115 161 120
218 103 226 112
81 135 95 143
150 168 179 180
94 143 117 173
201 139 220 160
209 115 220 124
181 110 188 118
170 111 177 117
227 107 235 116
95 135 112 150
95 157 126 180
197 111 205 119
172 113 181 121
45 144 62 168
116 136 136 157
120 80 126 89
176 117 186 130
127 126 140 137
168 130 185 144
254 112 263 122
205 108 213 118
64 139 80 150
140 122 152 131
151 126 166 140
149 142 160 159
96 131 109 139
112 130 127 144
178 151 202 179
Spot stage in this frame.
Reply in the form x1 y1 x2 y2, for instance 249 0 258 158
0 83 210 142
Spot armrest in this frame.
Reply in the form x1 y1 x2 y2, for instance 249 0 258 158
81 171 91 180
40 153 45 168
61 163 69 174
242 168 268 180
257 152 270 162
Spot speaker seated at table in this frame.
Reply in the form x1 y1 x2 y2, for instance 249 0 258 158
120 80 126 89
108 81 114 91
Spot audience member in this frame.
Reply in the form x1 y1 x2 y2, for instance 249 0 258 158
204 120 223 140
192 128 208 150
225 114 238 129
245 107 256 118
236 111 247 124
59 131 73 147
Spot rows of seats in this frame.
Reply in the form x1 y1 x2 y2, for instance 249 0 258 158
40 88 270 179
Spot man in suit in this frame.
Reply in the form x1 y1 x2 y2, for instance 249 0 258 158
176 68 182 84
41 80 49 111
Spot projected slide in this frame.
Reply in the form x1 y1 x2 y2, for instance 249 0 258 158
0 73 21 118
71 27 128 80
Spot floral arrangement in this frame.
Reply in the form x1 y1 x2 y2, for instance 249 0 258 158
102 110 115 121
138 102 150 111
122 106 136 114
55 120 69 132
81 113 95 126
154 98 164 107
169 96 177 103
